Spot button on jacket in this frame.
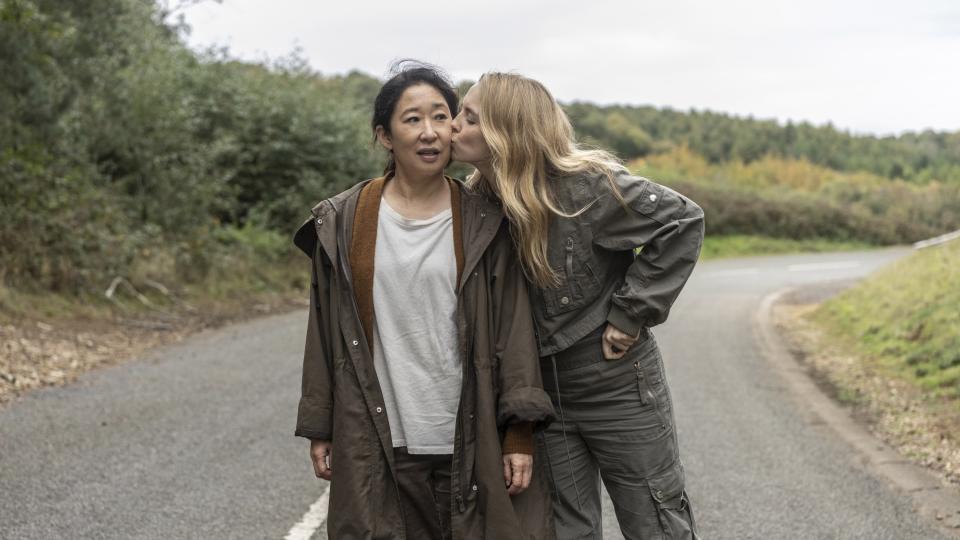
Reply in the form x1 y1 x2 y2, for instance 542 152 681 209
532 171 705 356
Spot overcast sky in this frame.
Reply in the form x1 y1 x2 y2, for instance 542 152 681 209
180 0 960 136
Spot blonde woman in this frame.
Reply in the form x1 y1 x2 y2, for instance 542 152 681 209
451 73 703 540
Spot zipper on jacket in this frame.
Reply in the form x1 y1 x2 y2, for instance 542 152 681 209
635 361 650 406
564 237 575 279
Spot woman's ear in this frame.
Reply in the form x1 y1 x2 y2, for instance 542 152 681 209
375 125 393 151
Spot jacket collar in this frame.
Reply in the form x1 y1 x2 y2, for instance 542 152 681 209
456 186 504 291
295 176 506 293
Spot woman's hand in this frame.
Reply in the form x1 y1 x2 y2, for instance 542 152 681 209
310 439 333 481
503 453 533 495
602 323 639 360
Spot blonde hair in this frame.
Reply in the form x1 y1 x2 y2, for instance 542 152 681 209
467 72 626 288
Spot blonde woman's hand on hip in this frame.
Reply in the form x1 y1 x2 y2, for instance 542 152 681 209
602 323 640 360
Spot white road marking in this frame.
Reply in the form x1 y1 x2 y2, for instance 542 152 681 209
704 268 761 277
787 261 861 272
285 487 330 540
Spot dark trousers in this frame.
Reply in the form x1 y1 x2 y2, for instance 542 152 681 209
539 328 698 540
393 447 453 540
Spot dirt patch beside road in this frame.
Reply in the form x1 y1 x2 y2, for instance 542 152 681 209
0 292 307 407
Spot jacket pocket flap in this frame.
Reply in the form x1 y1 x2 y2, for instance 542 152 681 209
629 181 664 215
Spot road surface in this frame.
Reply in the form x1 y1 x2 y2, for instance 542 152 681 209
2 248 950 539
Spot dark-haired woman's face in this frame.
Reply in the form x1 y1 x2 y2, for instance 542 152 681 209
376 83 452 179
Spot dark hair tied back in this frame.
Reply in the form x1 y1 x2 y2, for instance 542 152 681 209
372 59 459 175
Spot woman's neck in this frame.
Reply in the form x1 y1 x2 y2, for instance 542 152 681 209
475 162 495 186
473 162 500 198
384 167 450 220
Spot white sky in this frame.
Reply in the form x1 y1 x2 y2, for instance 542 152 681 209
180 0 960 136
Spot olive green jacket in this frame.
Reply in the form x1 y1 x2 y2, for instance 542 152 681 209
531 171 705 355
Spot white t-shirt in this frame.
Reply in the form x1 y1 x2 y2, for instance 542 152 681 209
371 198 461 454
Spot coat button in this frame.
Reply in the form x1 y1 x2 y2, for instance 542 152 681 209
376 406 383 414
560 296 570 305
316 217 323 224
469 413 475 420
472 484 478 492
655 489 663 499
480 211 486 218
352 340 359 346
649 194 658 202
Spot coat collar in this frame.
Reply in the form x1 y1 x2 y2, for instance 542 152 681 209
295 176 506 294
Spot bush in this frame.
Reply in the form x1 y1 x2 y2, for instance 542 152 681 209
633 148 960 244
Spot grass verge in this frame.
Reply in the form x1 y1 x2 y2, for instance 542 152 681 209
701 234 876 260
776 240 960 484
815 240 960 397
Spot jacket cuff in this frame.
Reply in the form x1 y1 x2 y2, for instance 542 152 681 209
607 305 644 339
501 422 534 455
498 386 556 429
295 398 333 441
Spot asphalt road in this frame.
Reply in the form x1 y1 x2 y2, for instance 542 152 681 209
1 248 950 539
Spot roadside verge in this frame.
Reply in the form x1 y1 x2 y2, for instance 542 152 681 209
0 291 307 407
755 287 960 537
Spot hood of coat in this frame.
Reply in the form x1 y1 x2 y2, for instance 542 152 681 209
294 176 505 291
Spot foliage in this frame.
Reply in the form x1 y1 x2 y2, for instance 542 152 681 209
813 240 960 397
631 148 960 244
3 0 960 300
565 102 960 184
0 0 380 294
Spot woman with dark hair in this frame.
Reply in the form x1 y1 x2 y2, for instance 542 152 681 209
451 73 703 539
293 62 556 539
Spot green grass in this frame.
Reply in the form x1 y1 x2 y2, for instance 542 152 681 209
700 235 876 260
811 240 960 398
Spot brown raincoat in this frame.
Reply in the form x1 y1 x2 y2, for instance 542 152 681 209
293 177 557 540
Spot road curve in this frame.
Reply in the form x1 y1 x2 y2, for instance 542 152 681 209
608 247 951 540
1 248 949 539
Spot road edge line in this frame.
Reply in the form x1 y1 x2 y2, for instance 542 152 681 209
754 288 960 538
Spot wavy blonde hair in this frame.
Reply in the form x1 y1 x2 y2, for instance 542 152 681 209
467 72 626 288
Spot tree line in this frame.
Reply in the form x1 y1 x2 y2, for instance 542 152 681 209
1 0 380 293
2 0 958 297
566 103 960 184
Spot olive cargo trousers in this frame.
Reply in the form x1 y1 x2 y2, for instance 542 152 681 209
539 328 698 540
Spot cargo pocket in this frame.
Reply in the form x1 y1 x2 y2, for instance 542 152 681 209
648 464 698 540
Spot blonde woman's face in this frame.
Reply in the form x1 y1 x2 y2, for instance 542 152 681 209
451 85 492 167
